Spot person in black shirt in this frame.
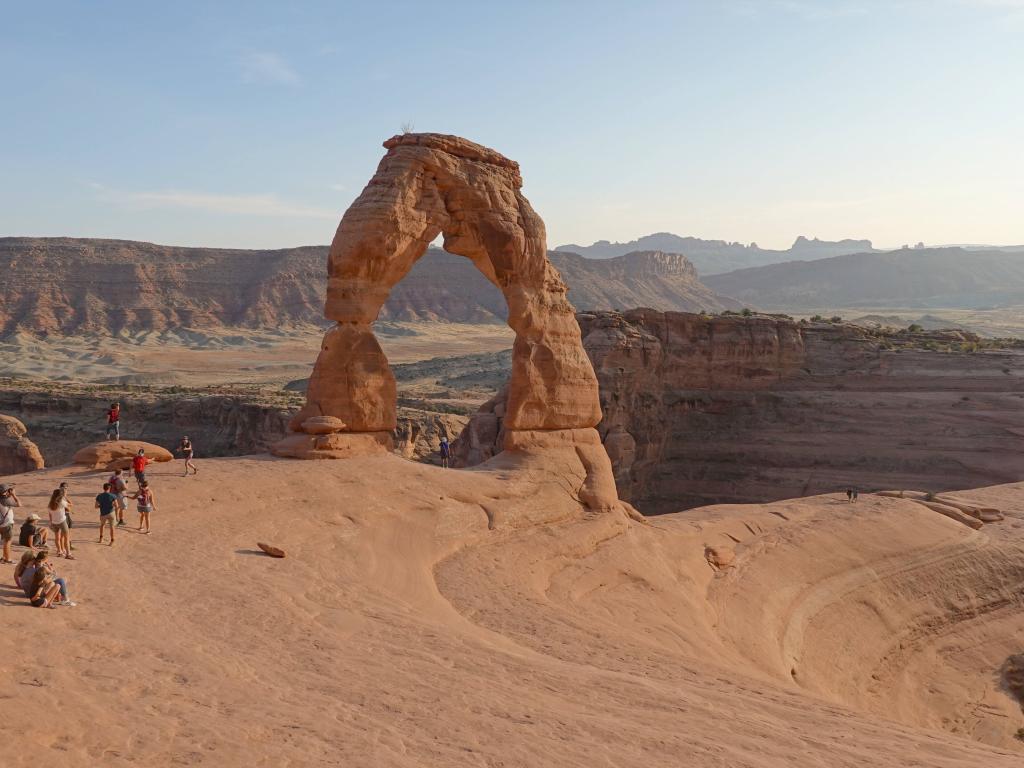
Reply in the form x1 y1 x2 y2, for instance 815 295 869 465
18 513 48 550
96 483 119 545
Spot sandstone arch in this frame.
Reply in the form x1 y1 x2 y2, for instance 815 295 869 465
274 133 623 512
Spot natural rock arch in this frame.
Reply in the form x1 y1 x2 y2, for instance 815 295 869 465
274 133 623 513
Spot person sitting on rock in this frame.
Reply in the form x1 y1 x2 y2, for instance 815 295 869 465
0 483 21 564
439 437 451 469
14 550 36 589
27 553 63 609
18 513 48 550
106 401 121 440
30 550 74 607
130 481 155 534
108 469 129 526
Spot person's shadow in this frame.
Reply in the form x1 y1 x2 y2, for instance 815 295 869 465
0 583 29 607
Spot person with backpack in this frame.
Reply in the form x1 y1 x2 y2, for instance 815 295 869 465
106 401 121 440
0 483 20 564
177 435 198 476
439 437 451 469
96 482 119 545
130 481 156 534
108 468 129 526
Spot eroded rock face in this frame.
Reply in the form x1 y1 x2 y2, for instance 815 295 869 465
0 414 45 474
276 134 619 508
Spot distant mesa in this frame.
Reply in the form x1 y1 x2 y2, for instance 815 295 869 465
555 232 877 275
72 440 174 471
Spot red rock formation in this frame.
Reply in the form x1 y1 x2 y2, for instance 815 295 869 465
456 310 1024 512
72 440 174 471
274 134 621 513
0 414 45 474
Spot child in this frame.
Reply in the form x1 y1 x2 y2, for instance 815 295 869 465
130 481 156 534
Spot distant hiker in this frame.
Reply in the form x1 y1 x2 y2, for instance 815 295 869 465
18 513 48 550
106 401 121 440
132 449 149 487
47 488 73 559
845 488 853 502
439 437 451 469
177 436 197 476
108 469 129 526
131 481 155 534
96 482 118 545
0 483 19 564
852 489 859 502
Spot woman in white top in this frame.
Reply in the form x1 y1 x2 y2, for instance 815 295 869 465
47 488 74 559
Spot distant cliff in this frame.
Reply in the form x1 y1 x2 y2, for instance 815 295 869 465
455 311 1024 512
554 233 876 275
0 238 737 334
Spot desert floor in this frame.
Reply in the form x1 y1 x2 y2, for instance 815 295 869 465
0 322 514 387
1 453 1022 767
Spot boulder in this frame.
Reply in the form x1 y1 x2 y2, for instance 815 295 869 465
72 440 174 471
0 414 45 474
257 542 286 558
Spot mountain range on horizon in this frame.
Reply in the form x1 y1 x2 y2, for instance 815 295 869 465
555 232 1024 276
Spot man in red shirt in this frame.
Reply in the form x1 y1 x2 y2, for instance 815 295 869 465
132 449 149 487
106 402 121 440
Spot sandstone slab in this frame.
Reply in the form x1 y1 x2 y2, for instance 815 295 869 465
0 414 45 474
72 440 173 470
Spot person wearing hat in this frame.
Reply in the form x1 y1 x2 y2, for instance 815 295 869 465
0 483 21 564
18 512 48 550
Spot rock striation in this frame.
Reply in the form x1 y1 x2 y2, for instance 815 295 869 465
0 414 45 474
274 134 621 512
456 310 1024 512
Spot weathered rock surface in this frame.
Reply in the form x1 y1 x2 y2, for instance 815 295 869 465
276 133 621 512
0 414 45 474
73 440 174 470
457 310 1024 512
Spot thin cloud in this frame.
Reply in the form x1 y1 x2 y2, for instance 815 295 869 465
97 187 336 219
239 52 301 86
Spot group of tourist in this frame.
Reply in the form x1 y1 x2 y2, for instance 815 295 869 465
0 401 198 609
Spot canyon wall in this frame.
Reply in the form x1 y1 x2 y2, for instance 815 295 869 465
579 310 1024 512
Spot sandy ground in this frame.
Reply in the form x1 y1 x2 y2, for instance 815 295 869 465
1 453 1023 766
0 322 513 387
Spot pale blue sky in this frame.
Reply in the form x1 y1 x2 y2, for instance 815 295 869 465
2 0 1022 250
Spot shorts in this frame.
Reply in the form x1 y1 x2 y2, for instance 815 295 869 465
114 493 127 509
134 471 146 484
138 506 153 514
0 524 12 543
100 512 116 523
50 520 70 534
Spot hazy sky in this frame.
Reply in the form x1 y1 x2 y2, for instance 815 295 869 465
2 0 1022 250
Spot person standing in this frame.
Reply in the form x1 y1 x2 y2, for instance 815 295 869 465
0 483 19 564
177 436 197 476
132 449 149 488
131 481 156 534
438 437 451 469
47 488 73 559
845 488 853 502
108 469 129 526
106 401 121 440
95 482 118 545
852 489 859 502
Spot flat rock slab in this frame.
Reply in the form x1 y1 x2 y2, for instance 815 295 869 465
72 440 174 470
